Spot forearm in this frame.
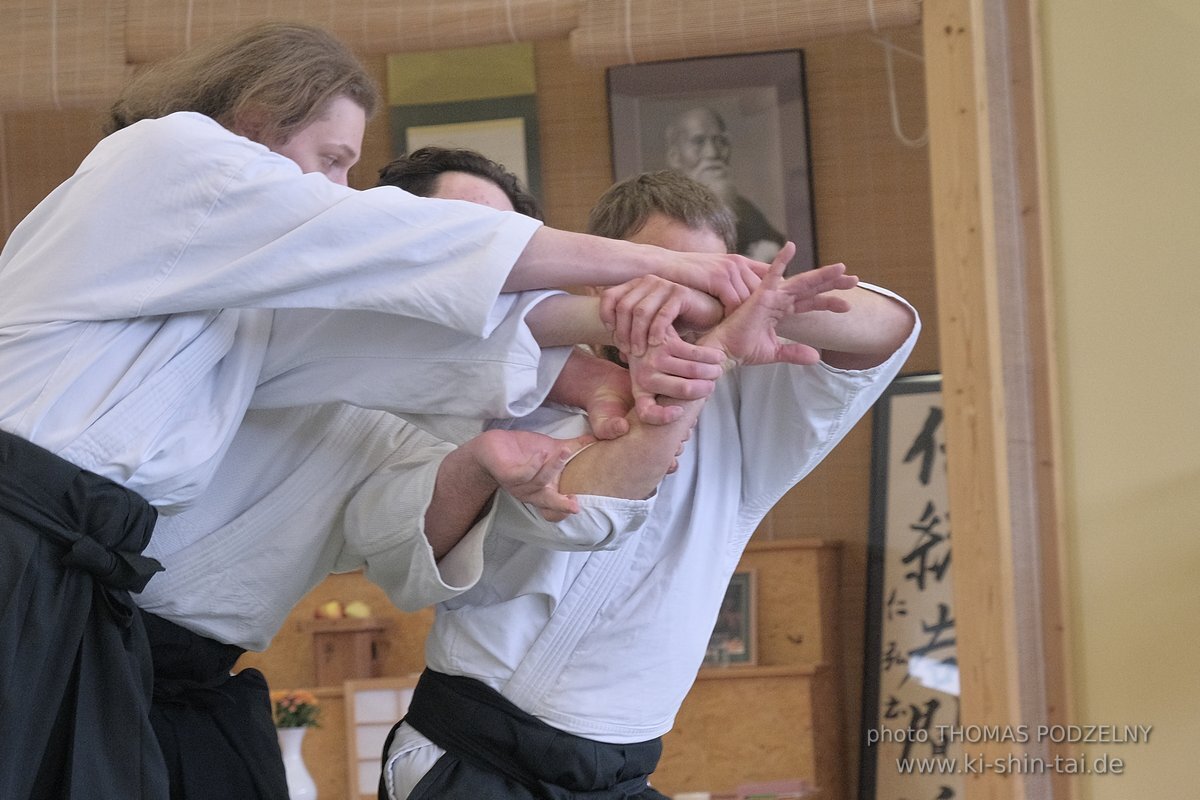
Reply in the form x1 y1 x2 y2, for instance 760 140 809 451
503 227 663 292
776 285 916 369
557 398 702 499
503 226 760 313
424 444 497 560
556 339 715 499
524 293 609 347
542 324 722 437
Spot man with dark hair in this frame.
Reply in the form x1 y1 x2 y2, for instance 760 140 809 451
378 167 919 799
379 147 545 220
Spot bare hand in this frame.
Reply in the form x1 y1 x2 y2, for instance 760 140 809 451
473 429 596 521
599 275 725 357
582 361 633 440
626 330 725 424
703 242 858 366
657 251 765 316
549 349 632 440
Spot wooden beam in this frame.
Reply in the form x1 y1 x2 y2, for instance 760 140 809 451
923 1 1070 798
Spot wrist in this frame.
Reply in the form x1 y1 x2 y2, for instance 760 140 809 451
456 436 503 494
696 331 740 372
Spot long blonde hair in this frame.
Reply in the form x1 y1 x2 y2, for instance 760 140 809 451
106 21 378 145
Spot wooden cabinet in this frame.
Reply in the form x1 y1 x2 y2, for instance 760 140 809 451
300 616 392 687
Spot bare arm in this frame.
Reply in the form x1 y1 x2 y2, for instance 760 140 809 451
774 264 916 370
504 225 763 314
424 428 593 559
558 336 708 500
523 294 610 348
543 347 635 440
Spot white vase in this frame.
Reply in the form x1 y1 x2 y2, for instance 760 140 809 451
277 726 318 800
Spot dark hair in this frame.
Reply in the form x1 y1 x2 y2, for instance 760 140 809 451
376 146 544 221
586 170 736 253
106 22 378 143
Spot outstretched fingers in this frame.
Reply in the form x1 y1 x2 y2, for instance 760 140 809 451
779 259 859 314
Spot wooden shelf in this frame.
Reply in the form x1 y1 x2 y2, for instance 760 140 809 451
696 663 830 681
297 616 390 634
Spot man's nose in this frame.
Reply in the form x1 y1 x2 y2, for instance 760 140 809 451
697 135 728 160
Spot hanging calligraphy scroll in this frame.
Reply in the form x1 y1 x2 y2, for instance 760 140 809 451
860 374 964 800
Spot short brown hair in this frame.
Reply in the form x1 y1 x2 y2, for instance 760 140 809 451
106 22 378 145
377 147 544 221
586 171 736 252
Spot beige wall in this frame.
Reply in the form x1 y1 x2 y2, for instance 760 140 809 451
1041 2 1200 797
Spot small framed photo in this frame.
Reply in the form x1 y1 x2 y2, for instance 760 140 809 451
703 570 757 667
607 50 816 273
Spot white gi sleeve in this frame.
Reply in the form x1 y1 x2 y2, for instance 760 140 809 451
733 285 921 523
490 491 653 551
339 422 495 610
3 113 540 333
255 291 573 420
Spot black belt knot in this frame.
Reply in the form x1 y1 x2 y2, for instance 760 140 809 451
60 534 164 593
1 428 161 628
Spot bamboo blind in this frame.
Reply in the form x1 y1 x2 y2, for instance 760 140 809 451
0 0 131 111
570 0 922 67
0 0 921 112
123 0 585 64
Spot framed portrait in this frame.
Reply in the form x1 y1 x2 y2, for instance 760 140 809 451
860 374 963 800
703 569 757 668
607 50 816 272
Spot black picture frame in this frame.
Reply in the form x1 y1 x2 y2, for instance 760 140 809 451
702 569 757 668
389 95 542 202
860 373 963 800
607 50 817 273
386 43 543 203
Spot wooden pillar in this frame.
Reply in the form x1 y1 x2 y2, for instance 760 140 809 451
922 1 1072 798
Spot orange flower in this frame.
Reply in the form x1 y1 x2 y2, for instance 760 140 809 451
271 688 322 728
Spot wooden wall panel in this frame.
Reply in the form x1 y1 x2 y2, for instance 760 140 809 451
533 38 613 234
298 687 349 800
0 109 104 241
350 54 400 191
737 540 842 667
655 668 840 798
0 0 130 112
236 571 433 691
652 540 846 798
